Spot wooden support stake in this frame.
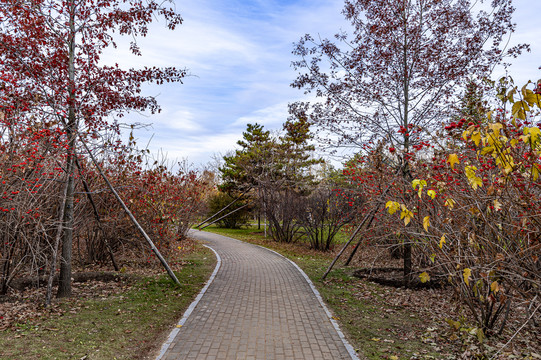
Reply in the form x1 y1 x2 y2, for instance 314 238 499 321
344 212 377 266
322 211 373 280
199 203 250 230
80 140 180 286
196 186 251 229
322 182 393 280
74 157 119 271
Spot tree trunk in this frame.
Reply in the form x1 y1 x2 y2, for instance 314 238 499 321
401 11 413 288
403 241 412 287
56 132 76 298
47 177 69 306
57 5 77 298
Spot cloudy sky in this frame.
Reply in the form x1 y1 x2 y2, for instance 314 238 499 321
107 0 541 168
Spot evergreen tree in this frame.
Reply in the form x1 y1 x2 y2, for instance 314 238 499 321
219 123 274 195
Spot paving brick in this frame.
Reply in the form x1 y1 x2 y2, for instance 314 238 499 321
157 231 356 360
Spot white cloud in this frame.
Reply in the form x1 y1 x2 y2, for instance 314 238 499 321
142 130 243 167
488 0 541 85
159 108 203 132
232 101 290 128
108 0 541 169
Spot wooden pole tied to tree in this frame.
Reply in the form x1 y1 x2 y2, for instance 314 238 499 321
322 182 394 280
80 139 180 286
195 186 252 229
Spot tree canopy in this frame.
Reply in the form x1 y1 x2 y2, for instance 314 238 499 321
291 0 527 158
0 0 185 298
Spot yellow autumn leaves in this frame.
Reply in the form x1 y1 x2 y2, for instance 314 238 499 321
385 201 414 226
447 153 459 169
509 82 541 120
463 268 472 286
447 153 484 189
459 119 540 181
465 166 483 190
419 272 430 283
385 179 450 229
447 121 540 186
460 268 500 295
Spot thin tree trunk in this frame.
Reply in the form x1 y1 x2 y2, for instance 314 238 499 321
403 240 412 287
57 156 75 298
401 6 414 288
57 6 77 298
47 177 69 306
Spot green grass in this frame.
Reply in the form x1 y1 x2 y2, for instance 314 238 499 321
204 225 446 360
0 245 216 360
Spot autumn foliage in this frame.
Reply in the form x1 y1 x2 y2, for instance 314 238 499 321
339 78 541 337
0 0 212 301
0 120 210 293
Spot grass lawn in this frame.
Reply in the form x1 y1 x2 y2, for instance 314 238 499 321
0 244 216 360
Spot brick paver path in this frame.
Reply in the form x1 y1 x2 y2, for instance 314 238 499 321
156 230 358 360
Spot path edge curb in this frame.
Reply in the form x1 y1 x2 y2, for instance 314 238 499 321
260 245 361 360
155 244 222 360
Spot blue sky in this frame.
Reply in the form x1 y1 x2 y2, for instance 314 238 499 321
106 0 541 168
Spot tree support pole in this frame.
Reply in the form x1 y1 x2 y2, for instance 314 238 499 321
322 182 393 280
74 157 119 271
199 203 250 230
322 210 374 280
343 211 377 266
196 186 252 229
80 140 180 286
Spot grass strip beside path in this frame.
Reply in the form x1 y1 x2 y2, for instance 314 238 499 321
0 244 216 360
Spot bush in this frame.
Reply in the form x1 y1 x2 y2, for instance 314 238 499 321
298 186 356 251
206 191 250 229
340 77 541 337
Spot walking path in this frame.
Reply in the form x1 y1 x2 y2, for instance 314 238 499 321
156 230 359 360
